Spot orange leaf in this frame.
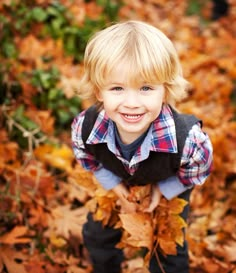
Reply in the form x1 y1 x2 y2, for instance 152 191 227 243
0 245 27 273
0 226 31 244
157 238 177 256
119 213 153 250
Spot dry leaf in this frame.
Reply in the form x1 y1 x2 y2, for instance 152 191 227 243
34 144 74 172
47 205 88 240
0 245 27 273
119 213 153 250
0 226 31 244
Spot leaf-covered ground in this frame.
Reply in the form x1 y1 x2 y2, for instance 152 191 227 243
0 0 236 273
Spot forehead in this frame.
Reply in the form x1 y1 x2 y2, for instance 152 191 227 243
105 64 141 86
104 60 160 87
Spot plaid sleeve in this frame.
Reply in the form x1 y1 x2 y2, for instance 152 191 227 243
71 111 100 171
178 123 213 186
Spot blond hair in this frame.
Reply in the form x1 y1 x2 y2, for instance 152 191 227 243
77 20 188 106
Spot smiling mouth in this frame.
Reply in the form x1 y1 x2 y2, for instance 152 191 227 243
122 113 143 122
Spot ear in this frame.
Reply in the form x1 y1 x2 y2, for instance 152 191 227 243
95 89 103 102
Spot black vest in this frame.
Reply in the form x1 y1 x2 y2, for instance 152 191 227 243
82 105 200 186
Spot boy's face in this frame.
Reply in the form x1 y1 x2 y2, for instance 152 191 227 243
96 63 165 144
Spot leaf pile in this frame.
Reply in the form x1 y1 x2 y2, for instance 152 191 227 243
0 1 236 273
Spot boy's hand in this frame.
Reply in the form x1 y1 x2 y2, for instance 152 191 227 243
143 185 162 213
113 183 137 213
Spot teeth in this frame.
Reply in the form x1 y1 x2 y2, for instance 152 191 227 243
124 114 141 119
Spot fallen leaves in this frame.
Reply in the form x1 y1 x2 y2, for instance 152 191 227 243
0 0 236 273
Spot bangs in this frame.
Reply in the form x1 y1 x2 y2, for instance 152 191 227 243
87 24 180 89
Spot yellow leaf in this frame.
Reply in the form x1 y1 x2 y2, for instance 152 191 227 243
168 197 188 214
34 144 74 172
49 232 67 248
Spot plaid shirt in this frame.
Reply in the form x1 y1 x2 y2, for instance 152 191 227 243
71 104 213 197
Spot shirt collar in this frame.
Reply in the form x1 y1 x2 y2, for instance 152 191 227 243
86 104 178 154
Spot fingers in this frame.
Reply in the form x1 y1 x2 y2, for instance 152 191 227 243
143 185 162 213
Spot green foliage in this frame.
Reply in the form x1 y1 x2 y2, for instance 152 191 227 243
186 0 205 16
31 67 81 130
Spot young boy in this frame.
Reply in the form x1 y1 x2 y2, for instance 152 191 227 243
71 20 213 273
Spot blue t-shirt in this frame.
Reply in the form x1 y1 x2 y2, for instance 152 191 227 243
114 123 148 161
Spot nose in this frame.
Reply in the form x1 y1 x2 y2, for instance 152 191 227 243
123 90 140 108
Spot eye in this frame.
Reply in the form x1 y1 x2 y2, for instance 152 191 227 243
141 86 152 91
111 86 123 91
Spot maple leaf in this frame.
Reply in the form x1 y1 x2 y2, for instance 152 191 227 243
0 226 31 244
118 213 153 251
28 204 49 228
152 197 188 255
93 187 118 225
47 205 88 240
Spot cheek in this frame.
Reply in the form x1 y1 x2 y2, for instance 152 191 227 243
147 97 164 115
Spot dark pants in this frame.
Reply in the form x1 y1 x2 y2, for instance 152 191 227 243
82 189 192 273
